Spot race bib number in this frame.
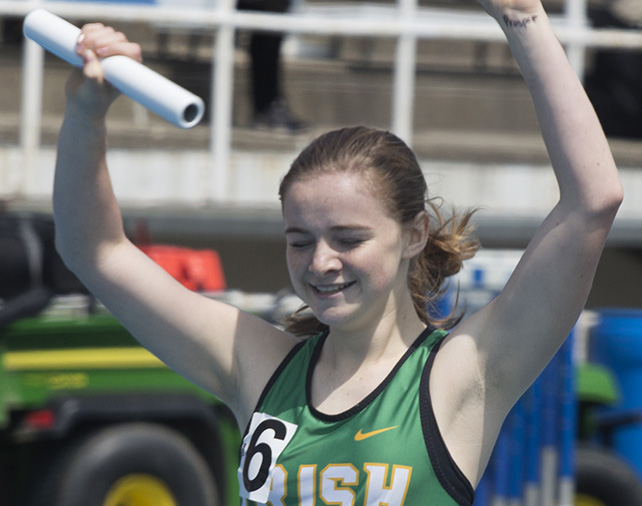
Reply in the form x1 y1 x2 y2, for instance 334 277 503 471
238 412 298 503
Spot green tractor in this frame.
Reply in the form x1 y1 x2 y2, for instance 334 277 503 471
0 213 241 506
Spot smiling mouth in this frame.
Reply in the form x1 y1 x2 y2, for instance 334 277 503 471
312 281 356 295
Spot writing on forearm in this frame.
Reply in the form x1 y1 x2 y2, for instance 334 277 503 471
503 14 538 28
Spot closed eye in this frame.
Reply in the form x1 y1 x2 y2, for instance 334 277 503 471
338 238 364 247
288 240 313 249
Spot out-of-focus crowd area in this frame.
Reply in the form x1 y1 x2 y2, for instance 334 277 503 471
0 0 641 306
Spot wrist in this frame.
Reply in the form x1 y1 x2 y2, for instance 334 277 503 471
496 6 567 86
61 105 109 145
63 68 118 125
64 100 110 127
495 4 547 32
501 11 540 29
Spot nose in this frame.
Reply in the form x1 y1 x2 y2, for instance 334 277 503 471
309 241 341 275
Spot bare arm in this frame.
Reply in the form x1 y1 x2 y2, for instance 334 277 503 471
53 24 297 426
430 1 623 484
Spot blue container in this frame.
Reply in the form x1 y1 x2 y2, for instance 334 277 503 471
592 309 642 478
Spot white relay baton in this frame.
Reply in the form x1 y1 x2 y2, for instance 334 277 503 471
23 8 205 129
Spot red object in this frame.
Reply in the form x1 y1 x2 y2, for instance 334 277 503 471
24 409 56 430
140 245 226 292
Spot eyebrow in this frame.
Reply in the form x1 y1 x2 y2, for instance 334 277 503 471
284 225 371 235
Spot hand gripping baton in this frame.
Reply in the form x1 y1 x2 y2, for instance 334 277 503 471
23 9 205 129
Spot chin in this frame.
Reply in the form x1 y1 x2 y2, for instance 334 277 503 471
313 308 353 328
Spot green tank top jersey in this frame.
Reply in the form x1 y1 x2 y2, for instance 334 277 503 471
237 327 475 506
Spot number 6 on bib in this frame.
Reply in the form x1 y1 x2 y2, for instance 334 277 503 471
238 413 298 503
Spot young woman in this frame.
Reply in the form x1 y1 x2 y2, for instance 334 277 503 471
53 0 622 503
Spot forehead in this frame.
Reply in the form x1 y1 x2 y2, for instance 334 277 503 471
282 172 394 229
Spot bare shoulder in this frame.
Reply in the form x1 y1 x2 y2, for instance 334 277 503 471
231 309 302 425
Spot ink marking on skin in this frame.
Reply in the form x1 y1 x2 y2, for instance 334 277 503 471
503 14 538 28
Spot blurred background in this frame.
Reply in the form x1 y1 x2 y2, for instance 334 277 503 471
0 0 640 306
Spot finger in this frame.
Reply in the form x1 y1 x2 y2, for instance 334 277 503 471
76 23 107 51
76 25 118 53
82 49 105 84
95 41 143 63
81 22 107 31
78 22 107 37
85 28 126 49
76 27 142 63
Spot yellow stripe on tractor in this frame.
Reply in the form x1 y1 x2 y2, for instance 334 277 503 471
3 348 165 371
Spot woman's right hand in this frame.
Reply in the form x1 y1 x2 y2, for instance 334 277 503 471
65 23 142 118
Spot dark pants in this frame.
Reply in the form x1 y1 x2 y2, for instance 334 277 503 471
237 0 292 114
585 7 642 138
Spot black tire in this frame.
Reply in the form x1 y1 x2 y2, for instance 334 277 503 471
576 445 642 506
37 423 219 506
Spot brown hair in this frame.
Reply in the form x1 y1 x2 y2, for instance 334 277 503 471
278 126 480 337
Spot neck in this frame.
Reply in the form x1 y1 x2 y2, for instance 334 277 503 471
323 297 427 370
310 299 427 415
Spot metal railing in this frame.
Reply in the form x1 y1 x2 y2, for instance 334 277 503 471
2 0 642 202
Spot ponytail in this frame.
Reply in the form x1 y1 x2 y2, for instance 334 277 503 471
411 200 480 330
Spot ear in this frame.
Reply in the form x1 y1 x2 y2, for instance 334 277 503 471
402 211 430 260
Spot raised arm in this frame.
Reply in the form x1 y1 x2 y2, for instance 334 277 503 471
53 24 296 426
430 0 623 484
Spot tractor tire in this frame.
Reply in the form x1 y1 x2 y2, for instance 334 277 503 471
575 445 642 506
33 422 219 506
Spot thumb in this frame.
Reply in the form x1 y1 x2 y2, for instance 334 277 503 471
82 49 105 84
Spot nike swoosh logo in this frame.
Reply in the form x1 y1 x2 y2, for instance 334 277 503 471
354 426 399 441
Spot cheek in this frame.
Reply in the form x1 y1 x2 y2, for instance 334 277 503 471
353 250 397 284
285 249 305 279
361 244 406 287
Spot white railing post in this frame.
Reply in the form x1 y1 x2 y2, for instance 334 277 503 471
210 0 235 203
564 0 588 81
392 0 418 146
5 0 642 206
19 36 44 198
